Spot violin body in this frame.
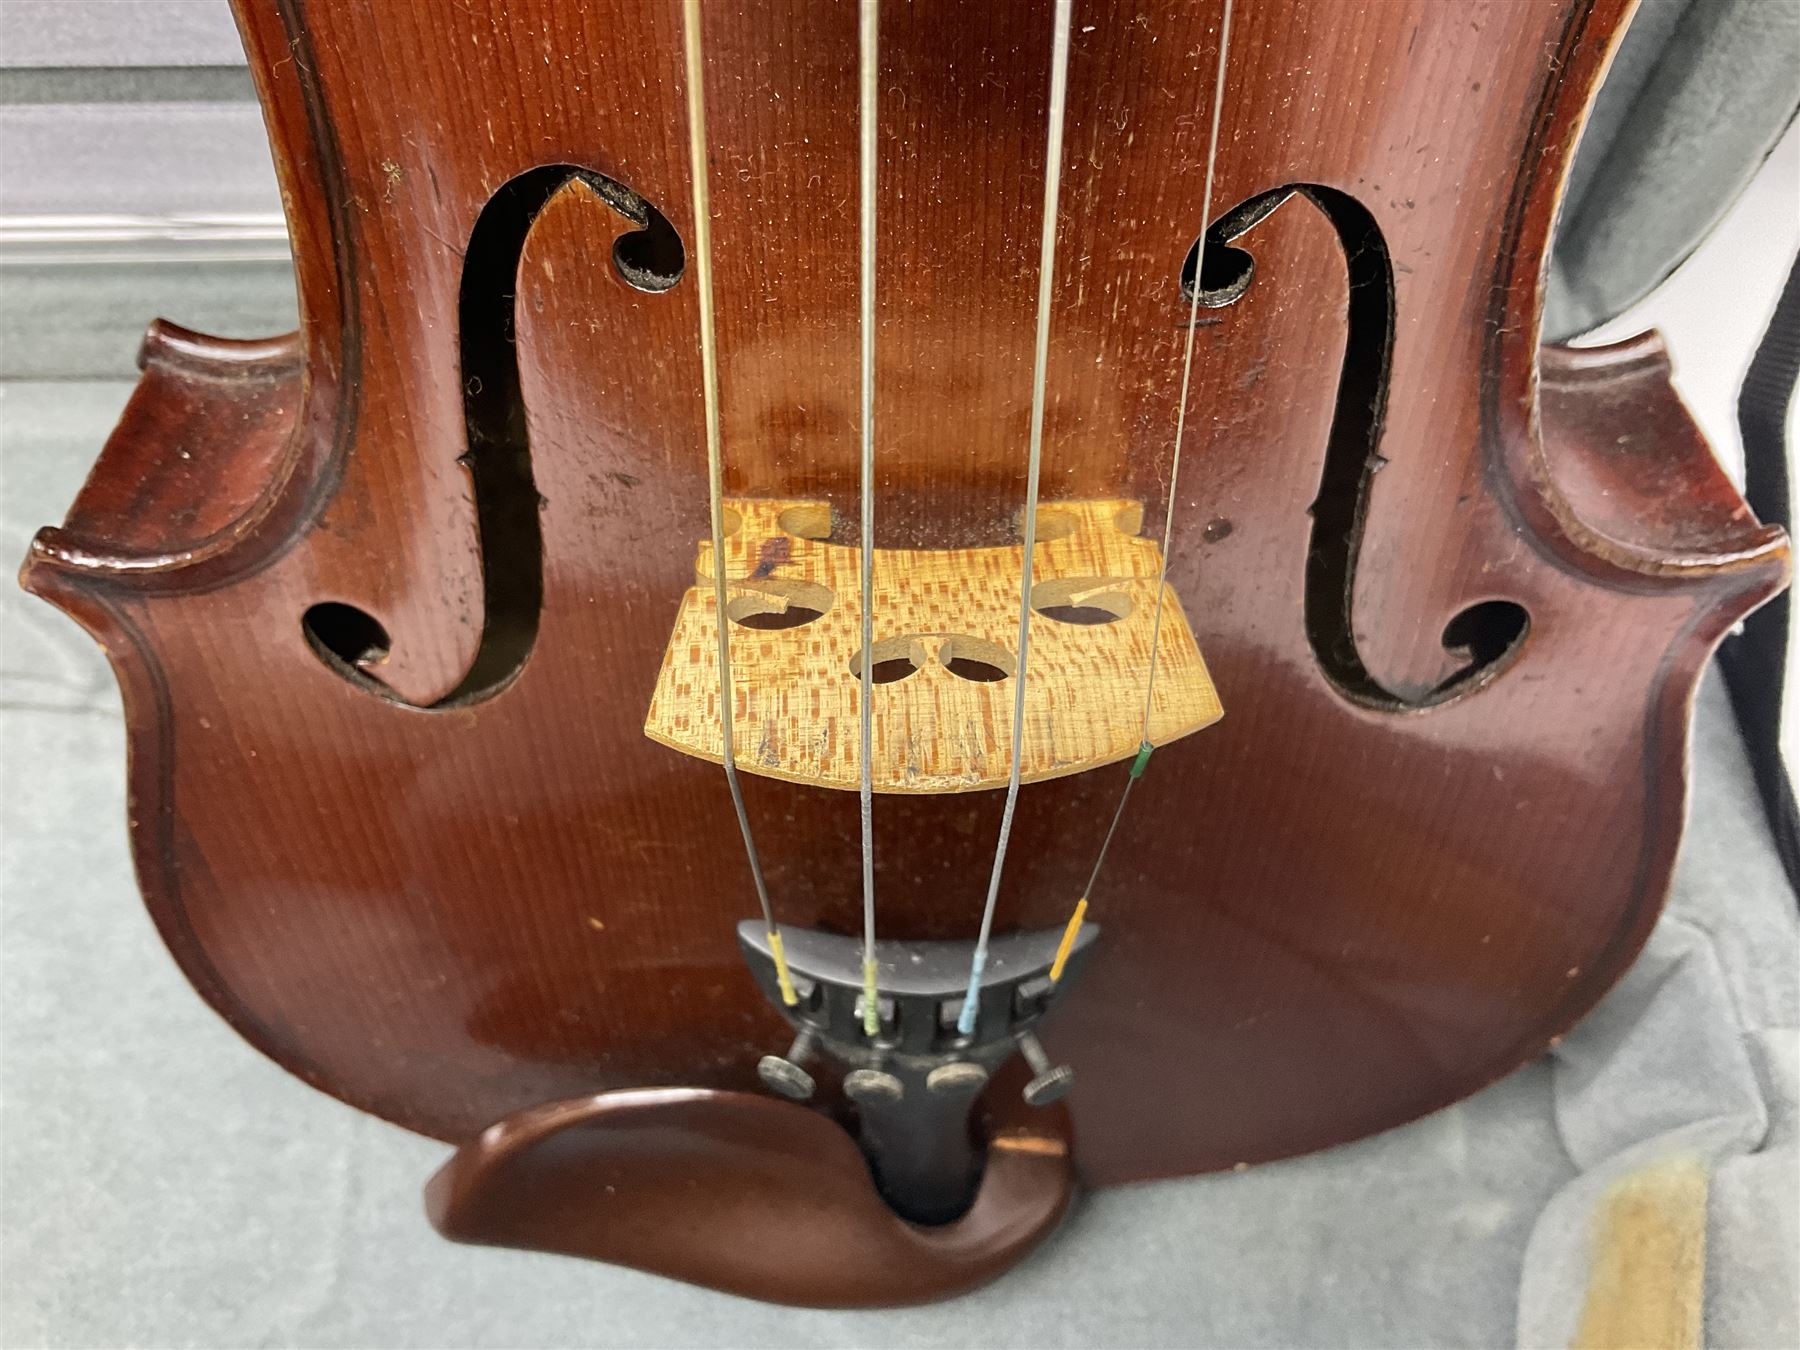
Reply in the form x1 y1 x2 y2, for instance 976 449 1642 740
22 0 1787 1306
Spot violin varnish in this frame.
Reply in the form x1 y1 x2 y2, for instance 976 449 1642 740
644 498 1222 793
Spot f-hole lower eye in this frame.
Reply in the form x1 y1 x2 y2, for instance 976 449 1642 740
1440 601 1530 673
303 602 391 670
612 205 684 293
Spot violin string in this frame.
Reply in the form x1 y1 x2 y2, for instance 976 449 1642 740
680 0 797 1005
856 0 881 1038
955 0 1075 1038
1051 0 1235 983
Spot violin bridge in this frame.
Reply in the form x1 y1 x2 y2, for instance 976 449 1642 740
644 498 1221 793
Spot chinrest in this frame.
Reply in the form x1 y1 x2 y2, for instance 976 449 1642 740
425 1086 1074 1307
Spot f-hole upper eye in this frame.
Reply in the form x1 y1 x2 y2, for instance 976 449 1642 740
574 171 685 293
1179 190 1290 309
612 207 684 292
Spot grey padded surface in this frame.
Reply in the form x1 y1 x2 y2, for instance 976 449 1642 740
0 1 252 69
1545 0 1800 340
0 262 298 380
0 101 282 218
0 380 1795 1348
4 0 1796 357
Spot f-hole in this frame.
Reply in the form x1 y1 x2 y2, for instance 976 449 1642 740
303 165 684 703
1190 186 1528 708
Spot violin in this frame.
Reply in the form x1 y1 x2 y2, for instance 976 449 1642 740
22 0 1788 1308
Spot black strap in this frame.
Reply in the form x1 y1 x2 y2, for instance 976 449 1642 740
1719 251 1800 899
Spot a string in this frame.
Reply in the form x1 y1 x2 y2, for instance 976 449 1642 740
955 0 1075 1038
681 0 797 1006
1051 0 1236 982
856 0 881 1038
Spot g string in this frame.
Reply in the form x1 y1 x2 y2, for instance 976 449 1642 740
680 0 798 1005
856 0 882 1038
1051 0 1237 984
954 0 1076 1037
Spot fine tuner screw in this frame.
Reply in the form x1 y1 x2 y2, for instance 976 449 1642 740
757 1027 818 1101
1017 1031 1074 1106
843 1068 905 1104
925 1061 989 1098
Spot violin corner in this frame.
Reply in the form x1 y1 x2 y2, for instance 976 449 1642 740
16 324 309 597
1529 335 1790 600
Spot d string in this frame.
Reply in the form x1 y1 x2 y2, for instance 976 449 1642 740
681 0 797 1005
856 0 882 1038
954 0 1076 1038
1051 0 1237 983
